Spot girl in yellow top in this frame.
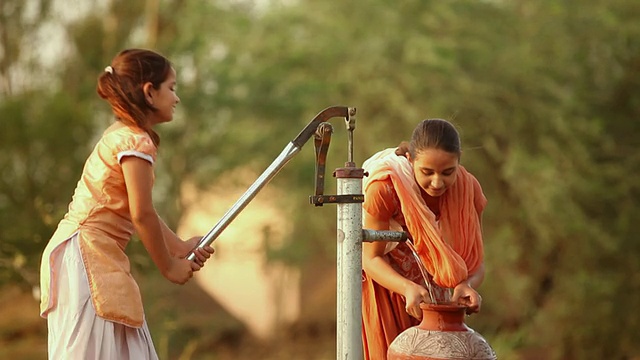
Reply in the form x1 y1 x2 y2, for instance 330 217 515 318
39 49 214 359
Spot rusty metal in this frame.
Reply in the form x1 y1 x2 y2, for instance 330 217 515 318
309 194 364 205
311 122 333 207
334 167 366 178
362 229 408 243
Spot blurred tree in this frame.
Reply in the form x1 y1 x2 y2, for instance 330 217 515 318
162 0 640 358
0 91 93 286
407 1 640 358
0 0 50 94
0 0 96 287
1 0 639 358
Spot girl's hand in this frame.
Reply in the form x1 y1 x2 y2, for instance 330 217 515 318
178 236 215 269
452 282 482 314
403 282 431 320
164 258 194 285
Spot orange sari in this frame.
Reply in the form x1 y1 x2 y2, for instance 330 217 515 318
361 148 487 359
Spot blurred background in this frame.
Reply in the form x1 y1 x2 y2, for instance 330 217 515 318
1 0 639 359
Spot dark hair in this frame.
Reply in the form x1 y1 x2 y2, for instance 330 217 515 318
396 119 461 158
97 49 173 146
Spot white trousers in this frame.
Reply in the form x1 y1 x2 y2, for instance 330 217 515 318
46 235 159 360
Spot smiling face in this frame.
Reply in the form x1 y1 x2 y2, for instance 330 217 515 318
409 148 459 197
147 67 180 125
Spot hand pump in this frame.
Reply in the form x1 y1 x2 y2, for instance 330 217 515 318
309 111 407 360
187 106 407 359
187 106 355 260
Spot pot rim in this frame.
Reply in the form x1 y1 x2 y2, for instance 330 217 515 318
419 302 467 312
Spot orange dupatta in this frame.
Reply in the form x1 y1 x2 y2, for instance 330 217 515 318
362 148 486 288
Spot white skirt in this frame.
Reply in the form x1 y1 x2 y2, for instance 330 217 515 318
46 234 159 360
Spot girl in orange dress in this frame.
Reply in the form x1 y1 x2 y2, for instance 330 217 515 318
39 49 214 359
361 119 488 359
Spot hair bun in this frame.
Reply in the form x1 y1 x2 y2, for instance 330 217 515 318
395 141 410 157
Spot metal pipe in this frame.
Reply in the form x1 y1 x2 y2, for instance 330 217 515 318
362 229 408 243
336 171 363 360
186 142 300 260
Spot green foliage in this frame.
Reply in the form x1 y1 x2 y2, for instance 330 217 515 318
0 91 94 285
1 0 639 357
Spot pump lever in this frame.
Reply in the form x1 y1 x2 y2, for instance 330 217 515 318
187 106 356 261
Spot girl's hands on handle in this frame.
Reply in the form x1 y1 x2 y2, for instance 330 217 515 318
122 156 214 286
452 281 482 314
162 237 214 284
163 258 195 285
182 236 215 269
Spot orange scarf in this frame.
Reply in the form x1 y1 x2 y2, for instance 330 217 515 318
363 148 484 288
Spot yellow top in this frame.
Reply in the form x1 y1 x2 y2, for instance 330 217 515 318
39 125 157 328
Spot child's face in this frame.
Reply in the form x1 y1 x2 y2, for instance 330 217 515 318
409 148 459 197
149 67 180 124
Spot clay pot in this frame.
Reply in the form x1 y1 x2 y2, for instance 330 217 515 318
387 303 497 360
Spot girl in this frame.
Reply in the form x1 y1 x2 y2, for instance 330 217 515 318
39 49 214 359
361 119 487 359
